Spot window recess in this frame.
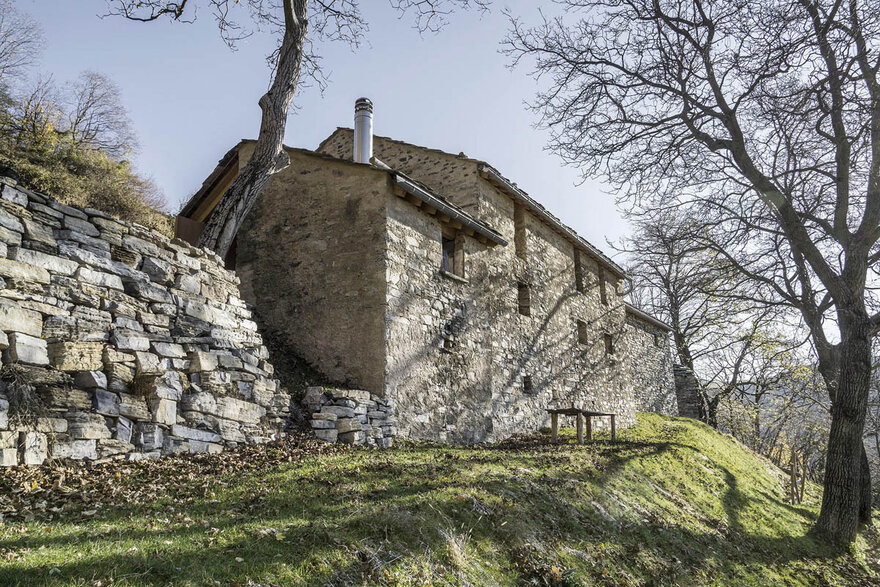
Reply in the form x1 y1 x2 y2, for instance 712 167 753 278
577 320 589 345
440 232 466 279
518 282 531 316
604 333 615 356
574 249 586 293
514 203 527 260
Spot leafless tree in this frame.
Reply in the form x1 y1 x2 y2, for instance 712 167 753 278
719 352 831 501
506 0 880 544
5 75 59 149
621 211 800 426
63 71 138 159
106 0 488 257
0 0 42 89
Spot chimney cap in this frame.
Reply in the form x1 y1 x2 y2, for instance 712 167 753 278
355 97 373 111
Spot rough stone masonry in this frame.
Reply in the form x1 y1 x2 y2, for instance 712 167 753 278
0 175 386 466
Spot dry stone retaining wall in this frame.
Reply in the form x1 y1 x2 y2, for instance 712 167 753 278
0 176 294 465
303 387 395 446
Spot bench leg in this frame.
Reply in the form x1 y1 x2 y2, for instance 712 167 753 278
611 415 616 442
586 416 592 442
576 413 584 444
551 413 558 444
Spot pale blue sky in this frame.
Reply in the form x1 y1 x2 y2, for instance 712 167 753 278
15 0 628 253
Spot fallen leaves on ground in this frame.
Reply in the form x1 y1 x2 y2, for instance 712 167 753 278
0 430 343 523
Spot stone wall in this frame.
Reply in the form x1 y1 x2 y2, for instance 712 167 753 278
0 176 291 465
622 311 678 416
673 364 703 419
320 129 678 443
383 193 634 443
303 386 395 446
234 145 390 395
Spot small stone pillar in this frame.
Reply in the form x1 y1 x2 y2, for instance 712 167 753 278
673 364 702 419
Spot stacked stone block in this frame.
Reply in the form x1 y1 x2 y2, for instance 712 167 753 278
0 176 290 465
673 364 703 420
303 387 395 447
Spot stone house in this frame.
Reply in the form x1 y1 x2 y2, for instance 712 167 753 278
177 100 678 443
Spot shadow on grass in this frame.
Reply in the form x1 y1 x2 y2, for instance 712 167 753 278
0 429 859 586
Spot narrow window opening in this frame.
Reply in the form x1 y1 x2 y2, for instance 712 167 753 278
598 266 608 305
514 203 527 260
574 249 585 293
518 282 531 316
604 333 615 356
653 333 660 347
522 375 533 394
454 234 465 278
577 320 589 345
441 234 465 278
441 237 454 272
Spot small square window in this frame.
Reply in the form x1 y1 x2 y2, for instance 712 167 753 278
604 333 614 355
577 320 588 345
518 282 531 316
522 375 533 394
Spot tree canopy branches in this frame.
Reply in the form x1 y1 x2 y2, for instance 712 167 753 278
507 0 880 544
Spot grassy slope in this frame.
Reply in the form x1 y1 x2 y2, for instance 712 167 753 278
0 413 878 586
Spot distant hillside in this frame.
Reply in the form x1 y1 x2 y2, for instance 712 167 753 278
0 413 877 585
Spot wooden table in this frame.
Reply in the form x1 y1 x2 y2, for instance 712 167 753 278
546 407 616 444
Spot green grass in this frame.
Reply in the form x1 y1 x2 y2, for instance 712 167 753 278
1 413 878 585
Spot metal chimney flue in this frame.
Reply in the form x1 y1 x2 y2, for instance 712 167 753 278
353 97 373 164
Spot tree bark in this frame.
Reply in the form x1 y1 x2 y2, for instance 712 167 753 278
197 0 307 258
859 443 872 524
703 393 720 429
815 307 873 543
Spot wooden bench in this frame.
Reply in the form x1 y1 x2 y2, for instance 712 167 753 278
545 407 616 444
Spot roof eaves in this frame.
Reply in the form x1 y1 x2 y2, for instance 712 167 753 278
624 303 673 332
181 140 505 248
322 128 626 277
478 164 627 278
182 139 397 219
180 140 248 217
392 173 507 247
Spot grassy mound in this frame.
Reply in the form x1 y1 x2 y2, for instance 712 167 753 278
0 413 877 585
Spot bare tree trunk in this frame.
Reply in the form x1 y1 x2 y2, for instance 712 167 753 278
197 0 307 258
799 451 808 503
703 393 720 429
816 308 873 543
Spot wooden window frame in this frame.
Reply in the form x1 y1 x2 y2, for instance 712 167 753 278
441 230 466 279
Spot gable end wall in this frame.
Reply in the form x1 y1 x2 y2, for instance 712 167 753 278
234 146 390 394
